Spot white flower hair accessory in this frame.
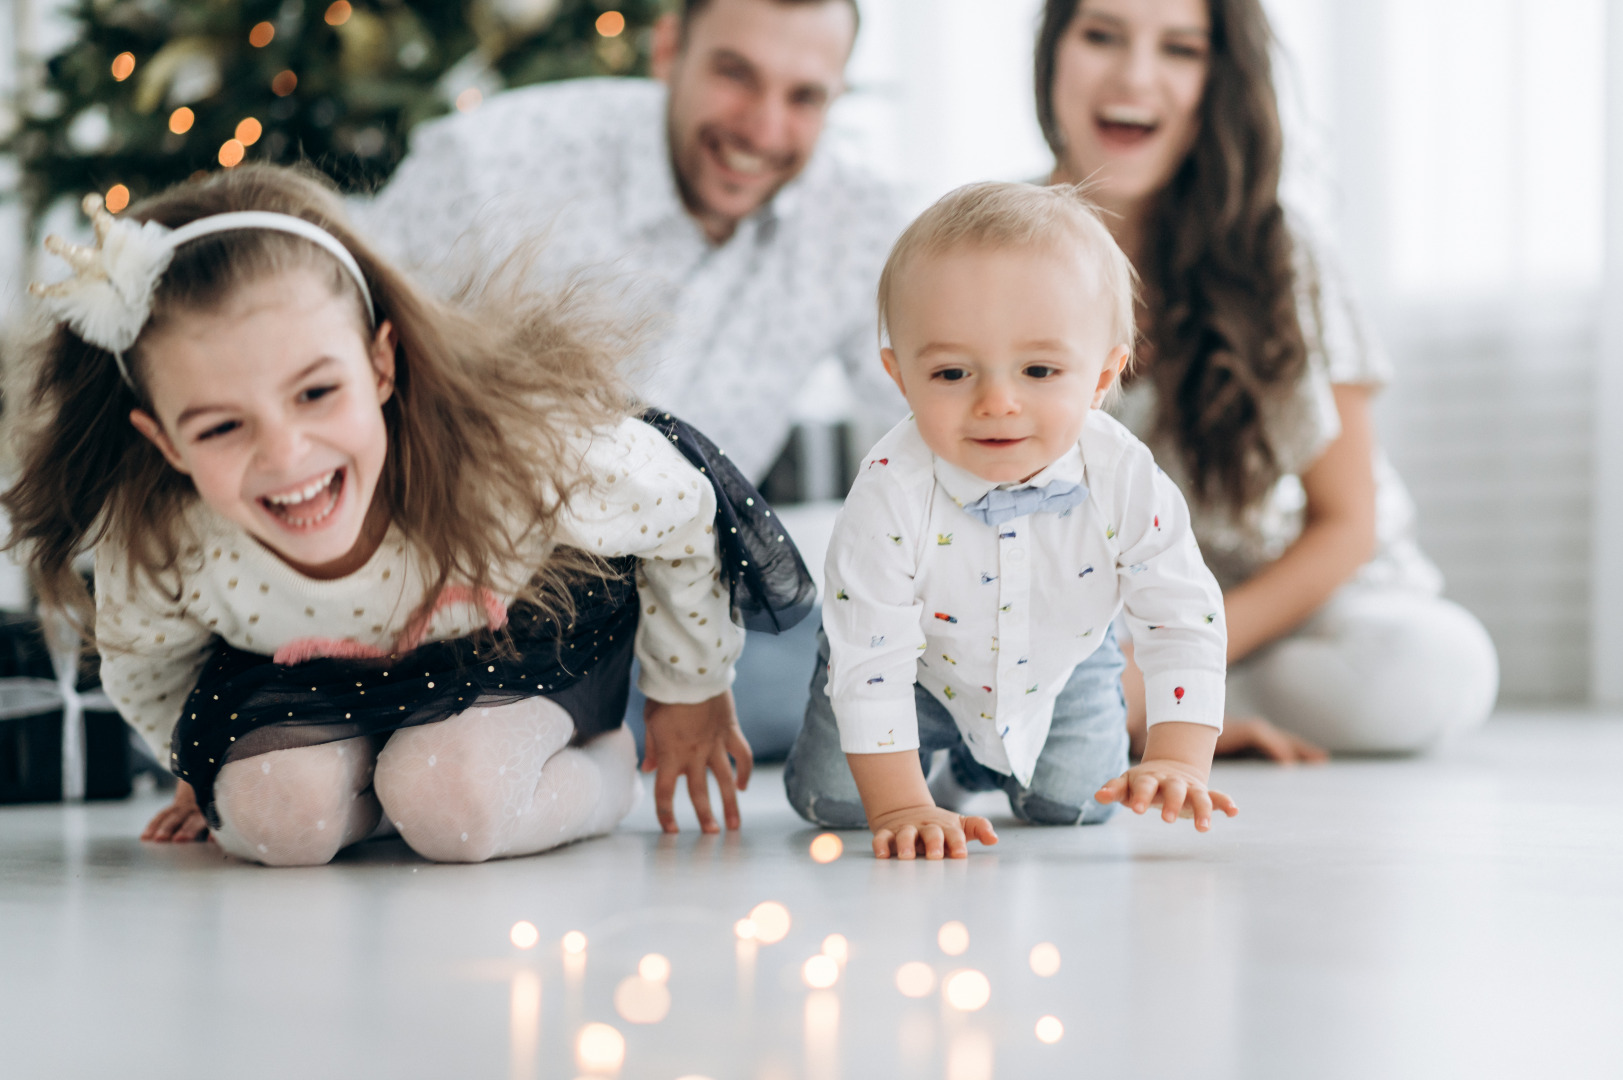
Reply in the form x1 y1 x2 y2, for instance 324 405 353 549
30 192 375 389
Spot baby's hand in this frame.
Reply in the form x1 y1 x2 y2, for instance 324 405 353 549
868 804 997 860
141 779 209 843
1095 760 1238 832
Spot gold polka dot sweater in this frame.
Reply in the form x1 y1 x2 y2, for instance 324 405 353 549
95 417 740 763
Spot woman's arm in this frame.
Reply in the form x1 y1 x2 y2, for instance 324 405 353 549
1222 384 1377 663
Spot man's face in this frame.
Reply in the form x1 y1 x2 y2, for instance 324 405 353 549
654 0 856 242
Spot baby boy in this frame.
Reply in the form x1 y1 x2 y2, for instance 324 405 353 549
784 182 1237 858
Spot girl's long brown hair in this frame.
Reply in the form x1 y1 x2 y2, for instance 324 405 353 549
3 163 637 634
1036 0 1309 511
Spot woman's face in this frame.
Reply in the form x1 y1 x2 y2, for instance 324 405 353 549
1050 0 1212 212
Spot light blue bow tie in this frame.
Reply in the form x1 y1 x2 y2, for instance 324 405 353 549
961 480 1089 527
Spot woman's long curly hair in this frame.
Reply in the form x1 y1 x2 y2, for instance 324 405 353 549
3 163 638 636
1036 0 1308 511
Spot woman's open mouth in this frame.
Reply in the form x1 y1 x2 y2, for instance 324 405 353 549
1096 105 1160 148
258 468 345 530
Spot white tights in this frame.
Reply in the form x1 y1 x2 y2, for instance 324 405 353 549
212 699 640 867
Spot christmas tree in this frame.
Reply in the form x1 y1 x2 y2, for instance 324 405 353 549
3 0 661 233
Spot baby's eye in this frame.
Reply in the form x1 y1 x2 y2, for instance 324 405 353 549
298 384 339 404
1024 365 1059 379
196 420 240 442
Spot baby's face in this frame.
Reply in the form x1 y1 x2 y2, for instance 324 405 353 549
882 244 1128 484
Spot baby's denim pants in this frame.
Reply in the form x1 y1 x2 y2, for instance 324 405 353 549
784 623 1130 827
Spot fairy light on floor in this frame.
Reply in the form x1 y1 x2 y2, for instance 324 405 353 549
938 921 970 956
575 1022 626 1073
562 929 587 984
638 953 671 983
562 930 588 955
801 954 840 989
895 961 935 998
509 920 539 949
509 970 541 1078
1029 942 1061 976
804 990 839 1080
942 969 991 1012
947 1027 994 1080
614 973 670 1024
809 833 843 863
1035 1015 1065 1044
820 934 849 966
748 902 791 945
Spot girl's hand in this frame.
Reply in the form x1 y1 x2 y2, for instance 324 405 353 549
1095 761 1238 832
1215 717 1329 764
867 805 997 860
642 690 753 834
141 779 209 843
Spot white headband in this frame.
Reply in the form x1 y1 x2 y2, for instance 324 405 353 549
30 194 376 390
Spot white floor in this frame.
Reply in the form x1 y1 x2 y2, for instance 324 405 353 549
4 712 1623 1080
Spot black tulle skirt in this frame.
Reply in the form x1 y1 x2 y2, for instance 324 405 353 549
170 411 815 824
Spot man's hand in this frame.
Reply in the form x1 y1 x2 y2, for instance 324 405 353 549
642 690 753 834
1095 759 1239 832
867 803 997 860
1215 717 1328 764
141 779 209 843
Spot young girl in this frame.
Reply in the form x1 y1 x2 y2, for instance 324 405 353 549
3 164 811 866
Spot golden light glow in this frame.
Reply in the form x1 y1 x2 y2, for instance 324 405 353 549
218 139 246 168
809 832 843 863
638 953 671 983
575 1022 626 1073
937 921 969 956
509 971 541 1080
1029 942 1061 977
802 954 839 989
943 969 991 1011
509 920 539 949
110 52 136 81
895 961 935 998
748 901 791 944
168 107 195 135
596 11 627 37
104 184 131 214
947 1028 995 1080
733 917 757 940
272 70 298 97
614 974 671 1024
455 87 483 113
820 934 848 965
325 1 352 26
235 117 263 146
249 21 275 47
1035 1015 1064 1044
561 930 587 955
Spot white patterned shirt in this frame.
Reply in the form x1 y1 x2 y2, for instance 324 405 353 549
355 78 908 482
823 413 1227 786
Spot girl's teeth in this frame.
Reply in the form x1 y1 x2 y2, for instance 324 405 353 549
265 471 336 506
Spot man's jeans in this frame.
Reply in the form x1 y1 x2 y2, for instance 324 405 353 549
785 624 1129 827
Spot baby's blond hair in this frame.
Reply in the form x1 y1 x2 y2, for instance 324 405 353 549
877 181 1137 365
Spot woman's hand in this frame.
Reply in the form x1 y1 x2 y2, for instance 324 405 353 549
642 690 753 834
867 804 998 860
1096 759 1239 832
1215 717 1328 763
141 779 208 842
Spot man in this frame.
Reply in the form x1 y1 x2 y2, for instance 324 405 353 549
359 0 905 832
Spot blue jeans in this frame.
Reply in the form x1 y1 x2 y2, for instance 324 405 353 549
785 623 1129 827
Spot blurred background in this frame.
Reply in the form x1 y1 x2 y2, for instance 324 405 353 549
0 0 1617 709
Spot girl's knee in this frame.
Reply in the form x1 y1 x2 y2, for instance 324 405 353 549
214 744 375 866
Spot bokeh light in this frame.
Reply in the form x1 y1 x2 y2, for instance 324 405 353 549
272 70 298 96
809 832 843 863
455 87 483 113
613 974 671 1024
943 968 991 1011
1035 1015 1064 1043
249 21 275 47
575 1022 626 1073
218 139 246 168
895 961 935 998
1029 942 1061 977
733 917 757 940
749 901 791 944
938 920 970 956
596 11 627 37
802 954 839 989
110 52 135 81
561 930 587 955
325 1 352 26
168 107 194 135
509 920 539 949
104 185 130 214
638 953 670 983
235 117 263 146
821 933 849 965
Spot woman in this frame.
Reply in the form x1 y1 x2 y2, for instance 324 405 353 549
1037 0 1498 757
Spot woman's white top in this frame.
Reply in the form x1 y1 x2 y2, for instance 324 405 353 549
1110 231 1443 594
95 417 741 762
822 413 1227 788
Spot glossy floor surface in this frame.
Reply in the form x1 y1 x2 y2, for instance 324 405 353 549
4 712 1622 1080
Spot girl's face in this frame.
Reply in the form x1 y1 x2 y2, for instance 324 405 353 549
130 268 396 579
1050 0 1212 213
